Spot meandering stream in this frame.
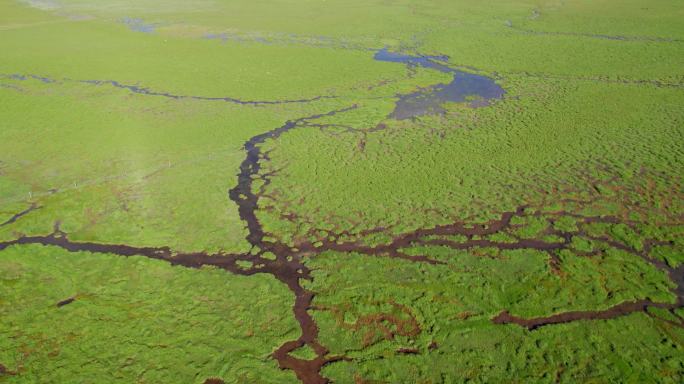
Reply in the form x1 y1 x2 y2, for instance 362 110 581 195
374 48 504 119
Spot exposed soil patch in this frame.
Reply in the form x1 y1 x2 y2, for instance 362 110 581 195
396 347 419 354
0 363 16 375
202 378 225 384
314 301 420 348
56 297 76 307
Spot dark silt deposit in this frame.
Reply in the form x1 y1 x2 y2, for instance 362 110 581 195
0 363 16 376
57 297 76 307
374 48 504 119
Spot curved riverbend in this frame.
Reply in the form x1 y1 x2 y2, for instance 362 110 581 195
374 48 505 119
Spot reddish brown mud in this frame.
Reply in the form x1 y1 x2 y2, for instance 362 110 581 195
0 233 246 272
0 363 16 375
281 174 684 334
493 298 683 330
297 205 565 268
0 231 333 382
314 301 421 348
56 297 76 307
225 107 360 383
493 260 684 330
469 204 684 330
202 378 225 384
228 106 357 245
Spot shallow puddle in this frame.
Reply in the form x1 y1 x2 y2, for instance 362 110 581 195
121 17 156 33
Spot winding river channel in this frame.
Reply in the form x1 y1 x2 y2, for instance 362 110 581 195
1 46 682 384
374 48 505 119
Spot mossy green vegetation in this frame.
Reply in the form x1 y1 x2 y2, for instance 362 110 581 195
1 0 683 383
0 245 299 383
309 252 683 383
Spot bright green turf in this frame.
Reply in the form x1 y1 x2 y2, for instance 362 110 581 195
309 251 683 383
0 245 299 383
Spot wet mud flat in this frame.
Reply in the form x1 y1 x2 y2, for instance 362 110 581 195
373 48 504 119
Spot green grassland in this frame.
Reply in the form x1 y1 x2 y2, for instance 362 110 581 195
1 0 683 383
310 251 682 383
0 245 299 383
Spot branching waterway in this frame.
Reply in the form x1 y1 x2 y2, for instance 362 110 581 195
1 49 682 384
2 162 682 383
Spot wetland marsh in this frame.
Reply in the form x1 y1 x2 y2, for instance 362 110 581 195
1 1 683 383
